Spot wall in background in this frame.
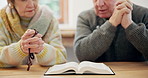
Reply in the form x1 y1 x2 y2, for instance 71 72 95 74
0 1 7 9
131 0 148 8
0 0 148 28
69 0 148 27
68 0 93 27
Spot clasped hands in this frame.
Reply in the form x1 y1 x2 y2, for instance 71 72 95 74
20 29 44 54
109 0 133 29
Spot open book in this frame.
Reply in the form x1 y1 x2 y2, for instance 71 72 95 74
44 61 115 75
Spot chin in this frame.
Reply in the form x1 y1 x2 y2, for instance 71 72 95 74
25 12 36 18
99 16 109 18
98 15 109 18
26 14 35 18
97 14 111 18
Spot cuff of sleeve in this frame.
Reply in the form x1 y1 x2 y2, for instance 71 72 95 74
100 21 117 33
36 44 48 59
8 40 28 64
13 41 28 58
125 22 145 35
125 22 138 34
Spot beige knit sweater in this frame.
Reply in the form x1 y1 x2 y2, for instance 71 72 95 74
0 5 67 67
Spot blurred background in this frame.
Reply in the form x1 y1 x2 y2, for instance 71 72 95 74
0 0 148 62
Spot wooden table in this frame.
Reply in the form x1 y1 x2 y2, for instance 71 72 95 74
0 62 148 78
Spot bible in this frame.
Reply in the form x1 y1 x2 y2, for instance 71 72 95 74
44 61 115 75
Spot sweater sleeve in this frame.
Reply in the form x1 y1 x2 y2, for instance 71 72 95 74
36 18 67 66
125 22 148 60
0 41 28 67
0 21 28 67
124 4 148 60
125 5 148 60
74 13 117 62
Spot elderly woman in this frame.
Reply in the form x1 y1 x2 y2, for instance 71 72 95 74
0 0 67 68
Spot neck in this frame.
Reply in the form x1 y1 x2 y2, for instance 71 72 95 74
20 16 32 27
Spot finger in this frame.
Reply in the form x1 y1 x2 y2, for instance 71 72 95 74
31 40 44 45
30 46 44 53
116 3 126 10
116 0 133 10
123 1 133 10
116 0 126 6
21 29 36 40
120 8 130 15
34 33 43 38
21 45 28 53
22 44 43 53
20 40 28 53
23 48 29 53
126 0 133 7
40 40 45 45
24 37 41 44
21 40 29 47
24 44 39 49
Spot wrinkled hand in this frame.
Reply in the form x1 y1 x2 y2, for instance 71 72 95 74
20 29 44 54
117 0 133 29
121 11 133 29
109 0 133 27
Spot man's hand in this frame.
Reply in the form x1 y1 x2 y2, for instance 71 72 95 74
109 0 133 28
121 11 133 29
109 6 129 27
20 29 44 54
116 0 133 29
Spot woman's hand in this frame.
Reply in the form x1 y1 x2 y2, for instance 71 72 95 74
20 29 44 54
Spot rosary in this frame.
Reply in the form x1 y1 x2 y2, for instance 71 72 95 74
27 29 38 71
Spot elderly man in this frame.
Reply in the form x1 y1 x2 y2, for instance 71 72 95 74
74 0 148 62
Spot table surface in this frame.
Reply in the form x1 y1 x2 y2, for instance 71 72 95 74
0 62 148 78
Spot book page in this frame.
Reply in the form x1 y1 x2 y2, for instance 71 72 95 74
45 62 79 74
78 61 114 74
